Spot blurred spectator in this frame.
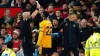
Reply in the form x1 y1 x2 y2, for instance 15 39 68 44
76 19 81 28
92 16 98 25
25 0 37 13
13 12 22 28
91 4 98 11
73 3 87 19
85 0 93 8
69 8 74 14
6 22 14 35
0 0 12 7
14 27 22 40
48 4 56 20
61 4 69 19
0 23 6 29
30 21 37 31
14 0 24 7
32 30 38 55
0 9 14 27
23 3 32 12
0 28 12 43
39 7 48 18
1 41 16 56
52 0 66 7
12 30 22 53
52 19 59 29
79 19 93 49
52 19 59 52
80 0 85 6
88 20 95 27
88 16 97 27
79 49 84 56
91 4 100 17
0 36 5 47
55 10 64 24
82 5 88 13
32 29 38 43
52 19 63 56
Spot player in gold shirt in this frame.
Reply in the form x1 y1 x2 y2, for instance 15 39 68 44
36 14 52 56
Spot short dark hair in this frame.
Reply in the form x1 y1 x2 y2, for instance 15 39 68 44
49 3 53 6
69 13 76 15
5 41 13 49
56 10 61 12
52 19 59 22
48 3 54 8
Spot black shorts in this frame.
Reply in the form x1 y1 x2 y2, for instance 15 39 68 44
51 48 57 53
42 48 52 54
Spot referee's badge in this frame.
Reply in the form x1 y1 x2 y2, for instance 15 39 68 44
73 24 76 27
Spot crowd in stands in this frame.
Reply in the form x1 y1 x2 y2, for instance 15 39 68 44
0 0 100 56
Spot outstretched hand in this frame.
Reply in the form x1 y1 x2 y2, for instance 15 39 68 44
35 44 40 49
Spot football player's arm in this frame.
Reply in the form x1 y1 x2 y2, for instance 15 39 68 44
37 23 44 46
85 39 90 56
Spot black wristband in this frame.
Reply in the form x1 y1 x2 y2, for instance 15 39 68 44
36 8 39 10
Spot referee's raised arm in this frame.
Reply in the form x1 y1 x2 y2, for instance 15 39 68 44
31 1 40 19
31 9 39 19
53 18 67 31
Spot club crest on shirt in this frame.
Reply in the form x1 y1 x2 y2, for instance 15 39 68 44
73 24 76 27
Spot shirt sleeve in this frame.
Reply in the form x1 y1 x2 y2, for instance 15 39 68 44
37 22 44 46
85 39 90 56
53 19 67 31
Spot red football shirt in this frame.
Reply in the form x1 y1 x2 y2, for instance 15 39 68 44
12 39 22 53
